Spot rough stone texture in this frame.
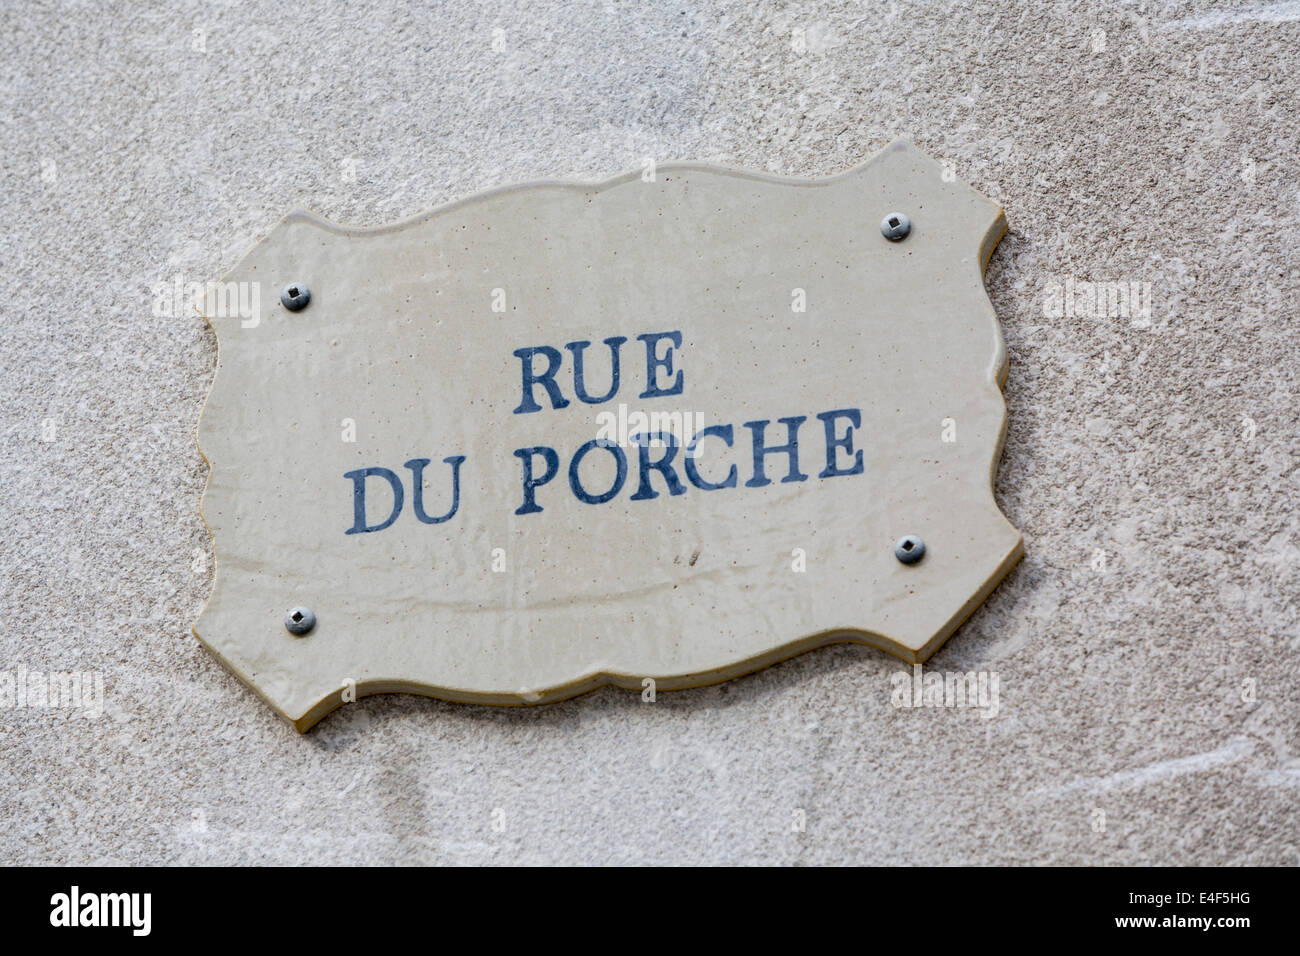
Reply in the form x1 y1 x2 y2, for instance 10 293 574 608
1 0 1296 865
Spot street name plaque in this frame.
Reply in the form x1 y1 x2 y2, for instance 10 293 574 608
195 139 1022 730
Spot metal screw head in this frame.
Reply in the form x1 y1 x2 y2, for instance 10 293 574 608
881 212 911 241
895 535 925 564
280 283 311 311
285 606 316 635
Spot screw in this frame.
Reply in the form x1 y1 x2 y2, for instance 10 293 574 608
881 212 911 241
895 535 925 564
285 606 316 635
280 283 311 311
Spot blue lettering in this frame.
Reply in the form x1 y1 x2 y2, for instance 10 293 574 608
404 456 466 523
630 432 687 501
568 439 628 504
343 467 405 534
512 346 570 414
816 409 864 478
565 336 627 405
514 446 560 514
636 331 684 399
684 425 738 490
743 416 808 487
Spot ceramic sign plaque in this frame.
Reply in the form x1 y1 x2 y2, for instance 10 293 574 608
196 139 1022 731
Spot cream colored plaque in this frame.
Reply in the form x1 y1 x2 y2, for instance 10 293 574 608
196 139 1022 731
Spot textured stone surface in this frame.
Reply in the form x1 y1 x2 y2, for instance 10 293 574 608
1 0 1296 864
